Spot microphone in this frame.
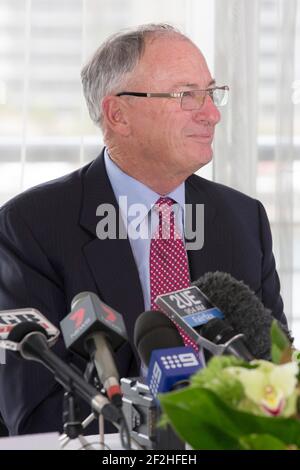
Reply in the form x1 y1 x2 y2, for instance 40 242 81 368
134 309 186 366
193 271 293 359
134 310 203 398
130 310 198 450
155 285 254 361
0 308 59 351
147 346 203 399
2 320 122 425
60 292 128 407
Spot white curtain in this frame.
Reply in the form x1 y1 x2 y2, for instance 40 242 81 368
0 0 190 203
1 0 300 341
214 0 259 197
214 0 299 334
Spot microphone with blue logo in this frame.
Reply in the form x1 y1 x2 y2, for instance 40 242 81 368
134 310 203 400
155 285 254 361
147 346 203 400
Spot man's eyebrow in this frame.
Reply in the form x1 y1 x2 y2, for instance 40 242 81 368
172 82 199 88
207 79 216 87
172 79 216 89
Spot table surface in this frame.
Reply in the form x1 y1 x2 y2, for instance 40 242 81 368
0 432 126 450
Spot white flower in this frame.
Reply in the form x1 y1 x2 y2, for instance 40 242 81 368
226 360 299 417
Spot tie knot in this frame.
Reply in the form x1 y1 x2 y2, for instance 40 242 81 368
154 197 174 212
156 197 174 207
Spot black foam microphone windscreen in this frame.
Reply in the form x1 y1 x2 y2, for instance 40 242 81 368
193 271 293 359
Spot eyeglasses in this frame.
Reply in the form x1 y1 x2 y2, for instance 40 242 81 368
116 86 229 111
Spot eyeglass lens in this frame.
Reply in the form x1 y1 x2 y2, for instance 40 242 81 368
181 88 228 110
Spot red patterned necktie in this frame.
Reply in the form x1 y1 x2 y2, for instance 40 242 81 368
149 197 198 351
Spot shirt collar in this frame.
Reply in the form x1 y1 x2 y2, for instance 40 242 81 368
104 148 185 221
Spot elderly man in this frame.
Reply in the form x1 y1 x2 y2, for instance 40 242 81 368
0 24 286 435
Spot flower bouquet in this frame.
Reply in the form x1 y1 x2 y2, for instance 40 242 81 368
160 321 300 450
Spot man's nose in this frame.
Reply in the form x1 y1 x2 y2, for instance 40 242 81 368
192 95 221 125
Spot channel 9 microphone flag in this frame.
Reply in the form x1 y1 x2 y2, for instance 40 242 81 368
147 346 203 401
134 310 203 401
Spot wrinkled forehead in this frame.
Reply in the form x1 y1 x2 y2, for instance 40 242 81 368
130 35 212 90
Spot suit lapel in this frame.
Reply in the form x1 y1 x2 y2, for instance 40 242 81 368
185 175 233 282
79 150 144 343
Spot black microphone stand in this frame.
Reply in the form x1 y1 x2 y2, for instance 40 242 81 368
84 360 135 450
61 360 133 450
84 360 106 449
63 391 84 440
60 360 103 450
60 388 98 450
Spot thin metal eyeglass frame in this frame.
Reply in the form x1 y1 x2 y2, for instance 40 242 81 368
116 86 229 109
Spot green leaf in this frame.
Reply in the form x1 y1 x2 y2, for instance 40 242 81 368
160 390 239 450
160 387 300 450
239 434 290 450
190 355 259 409
271 320 291 364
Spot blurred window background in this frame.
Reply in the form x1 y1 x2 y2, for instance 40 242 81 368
0 0 299 343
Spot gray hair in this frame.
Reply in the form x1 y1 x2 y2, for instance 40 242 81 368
81 23 186 128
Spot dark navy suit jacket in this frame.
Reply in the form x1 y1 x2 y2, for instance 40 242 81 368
0 150 286 435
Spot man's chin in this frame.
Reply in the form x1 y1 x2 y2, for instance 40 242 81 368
193 147 213 169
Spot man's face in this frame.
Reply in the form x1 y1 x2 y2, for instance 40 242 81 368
123 35 221 178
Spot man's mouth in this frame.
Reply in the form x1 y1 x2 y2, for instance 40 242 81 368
188 133 214 141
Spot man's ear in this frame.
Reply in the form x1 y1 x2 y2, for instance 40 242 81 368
102 96 131 136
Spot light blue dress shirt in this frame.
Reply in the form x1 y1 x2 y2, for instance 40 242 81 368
104 148 186 310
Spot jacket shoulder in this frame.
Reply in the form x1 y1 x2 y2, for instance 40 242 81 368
187 173 259 209
0 162 91 217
